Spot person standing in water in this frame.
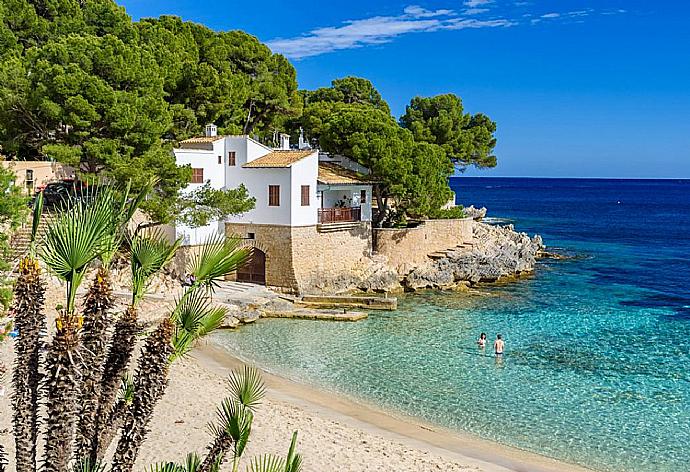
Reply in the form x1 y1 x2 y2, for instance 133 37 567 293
477 332 487 348
494 334 505 356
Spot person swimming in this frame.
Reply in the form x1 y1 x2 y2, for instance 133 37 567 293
494 334 504 356
477 332 487 348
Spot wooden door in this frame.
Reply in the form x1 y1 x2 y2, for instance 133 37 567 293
237 249 266 285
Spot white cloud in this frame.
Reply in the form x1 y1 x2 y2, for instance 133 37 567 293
403 5 454 18
267 5 512 59
464 0 494 6
267 3 629 59
464 8 490 15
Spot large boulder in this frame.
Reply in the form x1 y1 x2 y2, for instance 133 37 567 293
404 222 544 290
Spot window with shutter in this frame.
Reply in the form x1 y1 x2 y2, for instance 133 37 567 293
191 168 204 183
268 185 280 206
228 151 236 166
301 185 310 206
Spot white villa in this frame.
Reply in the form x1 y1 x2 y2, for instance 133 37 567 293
173 124 375 291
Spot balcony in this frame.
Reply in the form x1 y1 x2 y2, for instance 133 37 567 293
318 206 361 224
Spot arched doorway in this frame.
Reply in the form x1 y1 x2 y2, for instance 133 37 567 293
237 248 266 285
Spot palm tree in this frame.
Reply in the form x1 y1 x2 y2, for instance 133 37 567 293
111 318 176 472
109 236 250 472
93 231 180 460
75 183 152 458
41 191 115 472
11 193 46 472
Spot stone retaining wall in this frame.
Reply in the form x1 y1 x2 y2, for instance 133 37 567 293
226 222 372 293
373 218 474 274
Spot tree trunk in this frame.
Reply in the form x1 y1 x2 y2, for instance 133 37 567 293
43 311 82 472
74 268 115 459
92 306 140 461
373 186 388 228
198 434 233 472
243 100 255 135
111 319 174 472
11 257 46 472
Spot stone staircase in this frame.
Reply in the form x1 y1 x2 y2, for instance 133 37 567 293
427 241 475 260
9 213 54 259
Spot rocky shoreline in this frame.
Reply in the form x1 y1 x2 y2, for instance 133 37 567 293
354 218 545 294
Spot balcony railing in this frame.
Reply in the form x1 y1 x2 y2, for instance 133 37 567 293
318 206 361 224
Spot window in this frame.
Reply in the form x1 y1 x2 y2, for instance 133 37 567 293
25 169 34 189
247 232 255 240
301 185 310 206
228 151 236 166
268 185 280 206
360 189 367 204
191 168 204 184
218 155 222 165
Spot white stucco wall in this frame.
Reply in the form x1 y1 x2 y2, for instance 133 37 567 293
175 146 224 190
229 168 293 226
289 153 319 226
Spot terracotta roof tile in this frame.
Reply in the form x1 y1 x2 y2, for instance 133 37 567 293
317 162 373 185
179 136 226 144
243 150 316 168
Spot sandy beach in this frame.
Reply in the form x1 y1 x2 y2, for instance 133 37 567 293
1 340 594 472
0 280 598 472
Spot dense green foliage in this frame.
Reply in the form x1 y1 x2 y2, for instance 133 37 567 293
0 0 291 223
400 94 497 169
0 1 495 226
0 164 27 311
309 80 477 225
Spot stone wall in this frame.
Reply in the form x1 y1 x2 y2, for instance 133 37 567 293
225 222 372 293
291 223 372 293
225 223 297 290
373 218 474 274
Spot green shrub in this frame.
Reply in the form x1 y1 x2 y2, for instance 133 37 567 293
429 206 466 219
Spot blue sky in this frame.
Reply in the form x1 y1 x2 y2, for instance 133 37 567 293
120 1 690 178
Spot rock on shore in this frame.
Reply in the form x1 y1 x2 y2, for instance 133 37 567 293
402 223 544 291
353 221 544 293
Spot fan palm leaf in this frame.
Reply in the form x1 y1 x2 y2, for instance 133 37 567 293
284 432 302 472
130 231 181 305
72 457 107 472
227 366 266 411
170 287 227 361
146 464 184 472
29 190 44 257
100 178 156 267
199 398 253 472
189 235 250 291
246 455 285 472
40 188 115 313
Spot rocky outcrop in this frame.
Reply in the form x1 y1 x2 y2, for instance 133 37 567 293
463 205 487 220
403 222 544 291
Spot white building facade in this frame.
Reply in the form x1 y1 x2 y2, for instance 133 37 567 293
173 126 375 292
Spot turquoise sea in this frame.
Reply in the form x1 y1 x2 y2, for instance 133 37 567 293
214 178 690 472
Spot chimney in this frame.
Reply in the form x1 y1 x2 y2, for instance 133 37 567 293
298 127 310 150
279 133 290 150
205 123 217 137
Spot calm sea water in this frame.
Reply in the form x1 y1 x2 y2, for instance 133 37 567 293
214 178 690 472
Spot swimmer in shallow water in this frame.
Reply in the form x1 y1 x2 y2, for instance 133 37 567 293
494 334 504 357
477 332 487 348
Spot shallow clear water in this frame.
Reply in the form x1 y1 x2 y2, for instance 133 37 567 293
214 178 690 472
